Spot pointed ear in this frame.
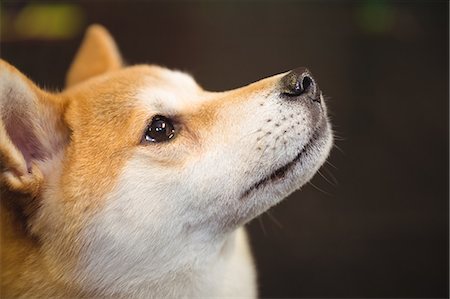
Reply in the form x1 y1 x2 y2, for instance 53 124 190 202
0 60 69 196
65 24 123 88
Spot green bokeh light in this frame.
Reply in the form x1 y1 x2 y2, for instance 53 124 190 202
356 0 395 34
2 3 85 40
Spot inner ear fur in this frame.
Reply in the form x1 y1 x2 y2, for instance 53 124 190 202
0 60 69 196
65 24 123 88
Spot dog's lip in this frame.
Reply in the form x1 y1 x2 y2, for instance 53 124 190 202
239 122 325 200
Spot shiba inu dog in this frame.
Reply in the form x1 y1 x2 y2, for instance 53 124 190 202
0 25 333 298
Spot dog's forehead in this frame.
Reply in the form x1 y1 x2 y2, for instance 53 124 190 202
116 65 202 108
85 64 199 95
145 65 198 88
64 64 202 115
129 64 200 95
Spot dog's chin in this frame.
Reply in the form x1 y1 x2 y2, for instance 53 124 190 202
240 119 332 203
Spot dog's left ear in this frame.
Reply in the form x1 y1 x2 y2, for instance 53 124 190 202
65 24 123 88
0 60 69 196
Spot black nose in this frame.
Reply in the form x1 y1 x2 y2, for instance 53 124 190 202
280 67 320 102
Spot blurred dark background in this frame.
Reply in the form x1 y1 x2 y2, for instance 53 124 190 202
1 1 448 298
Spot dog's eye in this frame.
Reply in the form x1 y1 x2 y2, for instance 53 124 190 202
144 115 175 143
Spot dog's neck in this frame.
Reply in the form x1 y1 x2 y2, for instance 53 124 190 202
104 228 255 298
2 197 252 298
1 146 257 297
71 228 239 297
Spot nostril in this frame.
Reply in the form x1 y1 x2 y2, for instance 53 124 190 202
285 75 313 97
301 76 313 93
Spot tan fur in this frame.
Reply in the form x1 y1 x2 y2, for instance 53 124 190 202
66 24 122 88
0 63 72 297
0 27 212 297
1 24 332 298
0 26 128 297
0 66 279 297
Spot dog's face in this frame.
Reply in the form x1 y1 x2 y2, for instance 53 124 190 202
0 25 332 289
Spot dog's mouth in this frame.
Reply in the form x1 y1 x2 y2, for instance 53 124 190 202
240 122 326 200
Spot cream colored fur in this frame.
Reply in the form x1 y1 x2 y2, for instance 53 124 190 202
0 25 332 298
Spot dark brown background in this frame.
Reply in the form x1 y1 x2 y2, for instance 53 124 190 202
1 1 448 298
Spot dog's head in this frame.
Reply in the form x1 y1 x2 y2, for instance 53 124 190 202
0 25 332 290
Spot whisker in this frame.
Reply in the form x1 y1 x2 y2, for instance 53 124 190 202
332 134 347 141
323 165 339 186
317 169 337 187
325 160 338 170
250 129 285 174
258 143 272 162
238 128 262 142
333 143 345 155
258 217 267 236
266 210 283 229
308 181 332 196
331 129 346 140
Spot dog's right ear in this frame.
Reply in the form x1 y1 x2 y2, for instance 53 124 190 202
0 60 69 196
65 24 123 88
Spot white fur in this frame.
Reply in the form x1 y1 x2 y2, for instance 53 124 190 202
1 29 332 297
6 66 332 298
67 70 333 297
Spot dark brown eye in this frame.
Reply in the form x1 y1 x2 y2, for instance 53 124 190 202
144 115 175 143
